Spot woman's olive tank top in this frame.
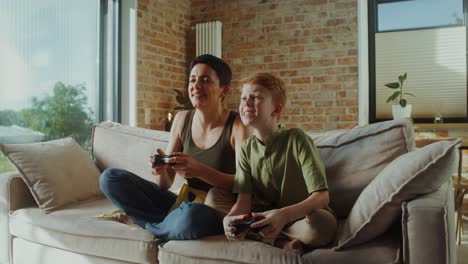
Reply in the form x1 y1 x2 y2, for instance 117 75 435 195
180 110 237 192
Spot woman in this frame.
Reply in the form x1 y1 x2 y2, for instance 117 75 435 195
99 54 249 240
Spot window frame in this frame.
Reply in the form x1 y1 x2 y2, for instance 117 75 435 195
368 0 468 123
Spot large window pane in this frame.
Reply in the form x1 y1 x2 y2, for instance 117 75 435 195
378 0 464 32
0 0 99 173
375 27 467 119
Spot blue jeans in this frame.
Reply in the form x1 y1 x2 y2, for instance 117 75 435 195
99 168 223 240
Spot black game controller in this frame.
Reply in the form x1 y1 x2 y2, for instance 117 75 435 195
152 154 176 166
229 217 265 235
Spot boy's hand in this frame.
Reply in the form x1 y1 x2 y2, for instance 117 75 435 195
223 214 249 241
250 209 289 239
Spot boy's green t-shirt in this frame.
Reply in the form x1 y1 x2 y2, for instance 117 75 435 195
233 128 328 209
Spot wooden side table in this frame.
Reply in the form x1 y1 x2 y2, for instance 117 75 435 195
454 142 468 245
415 136 468 245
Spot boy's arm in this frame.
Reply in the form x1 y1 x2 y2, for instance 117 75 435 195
279 190 329 223
250 190 329 239
223 193 252 241
227 193 252 216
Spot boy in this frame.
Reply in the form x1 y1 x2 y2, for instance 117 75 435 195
223 73 337 255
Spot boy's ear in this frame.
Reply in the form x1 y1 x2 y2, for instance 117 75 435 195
272 103 284 117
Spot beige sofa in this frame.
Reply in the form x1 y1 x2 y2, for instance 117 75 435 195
0 118 458 264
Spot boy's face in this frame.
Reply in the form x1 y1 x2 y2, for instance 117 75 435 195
239 84 278 129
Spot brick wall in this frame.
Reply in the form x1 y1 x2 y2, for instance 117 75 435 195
136 0 190 129
136 0 359 131
188 0 358 130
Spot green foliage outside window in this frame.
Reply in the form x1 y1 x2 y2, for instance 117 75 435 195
0 81 95 173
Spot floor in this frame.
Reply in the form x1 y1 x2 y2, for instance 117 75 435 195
458 221 468 264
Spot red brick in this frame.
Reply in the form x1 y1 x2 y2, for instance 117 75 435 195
138 0 359 131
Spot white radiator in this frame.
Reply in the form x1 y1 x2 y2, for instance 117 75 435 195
195 21 222 58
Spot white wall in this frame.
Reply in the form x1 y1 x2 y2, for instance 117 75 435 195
120 0 137 126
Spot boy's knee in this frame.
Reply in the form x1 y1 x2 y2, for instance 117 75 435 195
303 210 337 247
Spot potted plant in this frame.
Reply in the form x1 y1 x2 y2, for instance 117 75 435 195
385 72 415 119
173 89 194 110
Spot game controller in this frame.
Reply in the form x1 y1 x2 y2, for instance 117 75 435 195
152 154 176 166
229 216 265 235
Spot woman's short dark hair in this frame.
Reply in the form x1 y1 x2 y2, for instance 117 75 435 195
190 54 232 87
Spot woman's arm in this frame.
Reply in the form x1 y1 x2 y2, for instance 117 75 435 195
152 111 187 189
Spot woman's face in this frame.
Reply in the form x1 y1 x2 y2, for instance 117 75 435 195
188 63 226 109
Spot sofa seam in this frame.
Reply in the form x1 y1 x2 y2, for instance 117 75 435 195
158 244 248 264
158 243 301 264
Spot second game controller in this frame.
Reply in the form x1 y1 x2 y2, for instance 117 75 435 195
229 217 264 235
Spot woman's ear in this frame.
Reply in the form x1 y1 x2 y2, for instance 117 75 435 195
220 85 230 98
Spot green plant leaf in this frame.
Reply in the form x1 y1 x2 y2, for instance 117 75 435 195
385 82 400 89
403 92 415 97
403 72 407 81
400 99 407 107
386 91 401 103
398 75 404 84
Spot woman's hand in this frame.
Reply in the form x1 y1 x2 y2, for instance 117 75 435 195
166 152 204 179
150 148 168 176
250 209 289 240
223 214 249 241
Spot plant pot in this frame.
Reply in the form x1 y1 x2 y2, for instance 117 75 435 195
392 104 412 119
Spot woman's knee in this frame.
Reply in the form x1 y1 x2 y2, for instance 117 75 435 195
173 202 223 238
99 168 130 194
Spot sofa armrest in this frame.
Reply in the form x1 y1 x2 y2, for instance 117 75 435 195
401 181 456 264
0 171 37 264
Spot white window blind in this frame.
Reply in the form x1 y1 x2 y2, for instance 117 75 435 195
375 27 466 119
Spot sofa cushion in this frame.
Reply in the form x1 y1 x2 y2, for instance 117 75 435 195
14 238 139 264
309 118 415 218
92 122 184 193
335 138 460 250
302 228 401 264
9 198 159 264
1 137 102 212
158 235 301 264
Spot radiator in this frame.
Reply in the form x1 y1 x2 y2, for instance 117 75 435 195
195 21 222 58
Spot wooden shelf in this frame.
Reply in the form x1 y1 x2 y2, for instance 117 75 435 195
414 123 468 130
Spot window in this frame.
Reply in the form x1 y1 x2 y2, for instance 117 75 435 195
0 0 122 173
369 0 468 123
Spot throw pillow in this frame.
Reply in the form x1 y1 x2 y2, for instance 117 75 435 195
0 137 102 212
309 118 415 218
334 138 460 250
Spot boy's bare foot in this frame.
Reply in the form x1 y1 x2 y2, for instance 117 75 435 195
113 213 138 227
275 238 305 255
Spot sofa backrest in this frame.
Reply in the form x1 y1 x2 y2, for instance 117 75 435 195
92 122 184 193
308 118 415 218
92 119 415 218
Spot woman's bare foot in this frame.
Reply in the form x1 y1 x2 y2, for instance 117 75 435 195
275 238 305 255
113 213 138 227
